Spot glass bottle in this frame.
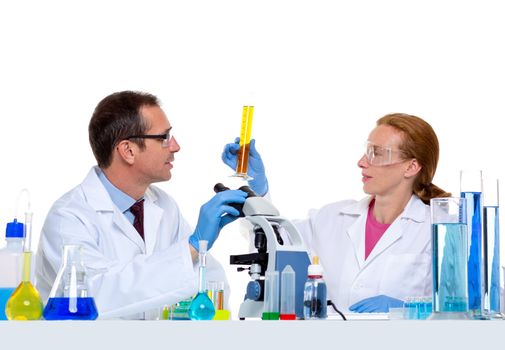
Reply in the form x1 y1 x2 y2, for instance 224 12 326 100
189 240 215 320
43 245 98 320
303 256 327 320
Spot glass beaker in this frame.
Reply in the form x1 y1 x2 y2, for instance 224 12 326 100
460 170 484 318
43 245 98 320
483 177 501 318
430 197 470 320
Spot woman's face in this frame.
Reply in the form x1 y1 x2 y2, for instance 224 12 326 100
358 125 413 196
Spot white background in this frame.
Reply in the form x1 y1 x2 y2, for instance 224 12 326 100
1 0 504 317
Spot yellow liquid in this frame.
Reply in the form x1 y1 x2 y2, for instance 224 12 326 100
5 281 43 320
236 106 254 176
5 251 43 320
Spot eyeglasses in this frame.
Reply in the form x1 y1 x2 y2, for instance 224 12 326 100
364 141 406 166
126 129 173 148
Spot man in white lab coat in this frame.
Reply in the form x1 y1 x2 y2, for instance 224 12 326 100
223 113 451 313
36 91 247 319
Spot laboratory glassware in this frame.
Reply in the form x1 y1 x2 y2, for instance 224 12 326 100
5 208 43 321
482 177 501 318
303 256 327 320
430 197 470 319
232 96 254 180
0 219 24 320
189 240 215 320
280 265 296 320
460 170 485 318
262 270 280 320
43 245 98 320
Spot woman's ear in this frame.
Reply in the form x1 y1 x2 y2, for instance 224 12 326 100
404 159 422 179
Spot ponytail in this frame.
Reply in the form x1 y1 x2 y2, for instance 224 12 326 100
414 182 451 205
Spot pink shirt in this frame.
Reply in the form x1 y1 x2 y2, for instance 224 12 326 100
365 199 391 260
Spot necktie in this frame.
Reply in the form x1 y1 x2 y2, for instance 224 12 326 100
129 199 145 240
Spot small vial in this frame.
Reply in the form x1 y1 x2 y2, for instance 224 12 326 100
262 271 280 320
280 265 296 320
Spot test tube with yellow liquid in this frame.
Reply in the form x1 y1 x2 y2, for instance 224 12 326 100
233 105 254 179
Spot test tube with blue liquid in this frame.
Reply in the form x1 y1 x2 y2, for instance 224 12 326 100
430 197 470 320
483 177 501 318
460 170 485 319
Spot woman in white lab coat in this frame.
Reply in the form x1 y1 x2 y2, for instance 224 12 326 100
222 113 451 313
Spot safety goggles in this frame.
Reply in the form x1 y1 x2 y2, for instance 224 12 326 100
364 141 406 166
126 129 173 148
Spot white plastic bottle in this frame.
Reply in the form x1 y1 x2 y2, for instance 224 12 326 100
0 219 24 320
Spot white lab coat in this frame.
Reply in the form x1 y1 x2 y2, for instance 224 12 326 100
295 194 432 312
35 167 229 319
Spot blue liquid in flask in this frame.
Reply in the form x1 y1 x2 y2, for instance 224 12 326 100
188 240 215 320
43 297 98 320
188 292 215 320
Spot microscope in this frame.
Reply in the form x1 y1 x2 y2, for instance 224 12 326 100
214 183 310 319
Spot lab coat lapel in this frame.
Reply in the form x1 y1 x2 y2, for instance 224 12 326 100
343 198 371 270
363 220 403 265
143 195 163 256
111 209 146 253
82 167 145 252
363 195 425 265
346 216 367 269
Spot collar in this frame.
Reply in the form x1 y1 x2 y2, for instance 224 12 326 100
340 194 427 223
96 168 138 213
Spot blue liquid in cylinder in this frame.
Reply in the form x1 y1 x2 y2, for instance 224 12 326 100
461 192 482 313
0 288 16 320
432 223 468 313
43 297 98 320
483 206 500 314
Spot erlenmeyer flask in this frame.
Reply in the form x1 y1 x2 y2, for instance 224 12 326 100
43 245 98 320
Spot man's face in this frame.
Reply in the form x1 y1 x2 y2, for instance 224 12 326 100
133 105 180 185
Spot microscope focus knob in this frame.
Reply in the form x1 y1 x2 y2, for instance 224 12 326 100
246 280 262 301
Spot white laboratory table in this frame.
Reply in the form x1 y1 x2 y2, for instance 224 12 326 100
1 319 504 350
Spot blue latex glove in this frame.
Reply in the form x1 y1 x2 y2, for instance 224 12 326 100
189 190 248 251
222 138 268 196
349 295 404 313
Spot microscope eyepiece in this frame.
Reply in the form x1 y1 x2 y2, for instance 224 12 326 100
238 185 257 198
214 183 230 193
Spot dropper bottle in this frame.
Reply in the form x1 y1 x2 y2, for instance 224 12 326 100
5 206 43 320
188 240 216 320
303 256 327 320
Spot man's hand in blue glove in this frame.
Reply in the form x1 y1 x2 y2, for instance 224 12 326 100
349 295 404 313
189 189 248 251
222 138 268 196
